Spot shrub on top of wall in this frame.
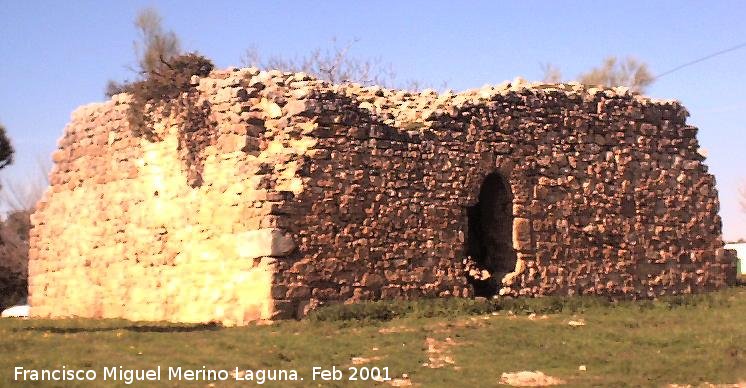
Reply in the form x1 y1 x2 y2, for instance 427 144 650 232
109 53 216 187
108 52 214 141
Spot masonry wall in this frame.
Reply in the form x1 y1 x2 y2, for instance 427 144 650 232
29 69 313 325
273 81 734 316
30 67 735 324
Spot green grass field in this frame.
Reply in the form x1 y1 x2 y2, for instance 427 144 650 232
1 287 745 387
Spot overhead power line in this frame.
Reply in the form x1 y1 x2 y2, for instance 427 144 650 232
655 41 746 79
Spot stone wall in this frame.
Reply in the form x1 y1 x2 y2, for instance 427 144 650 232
29 67 736 324
273 78 734 317
29 69 312 325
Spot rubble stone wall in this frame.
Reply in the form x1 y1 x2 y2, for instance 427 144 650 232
29 69 311 325
272 80 732 317
30 67 734 324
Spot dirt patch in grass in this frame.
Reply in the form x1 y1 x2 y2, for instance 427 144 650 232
667 383 746 388
423 337 458 369
500 371 565 386
379 326 415 334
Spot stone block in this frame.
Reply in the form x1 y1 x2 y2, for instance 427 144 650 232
235 228 296 259
513 217 532 252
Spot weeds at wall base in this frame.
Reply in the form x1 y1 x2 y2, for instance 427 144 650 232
307 288 739 323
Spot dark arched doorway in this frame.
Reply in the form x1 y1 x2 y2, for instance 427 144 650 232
466 172 517 296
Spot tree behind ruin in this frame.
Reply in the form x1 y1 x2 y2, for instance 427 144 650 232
541 56 654 93
241 38 426 90
0 123 13 172
0 121 25 310
578 56 653 92
106 7 183 96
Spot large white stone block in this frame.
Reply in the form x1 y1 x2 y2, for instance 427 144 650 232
235 228 295 259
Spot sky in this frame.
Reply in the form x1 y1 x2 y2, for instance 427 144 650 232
1 1 745 240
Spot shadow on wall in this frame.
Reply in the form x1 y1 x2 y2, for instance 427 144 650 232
465 172 517 297
16 321 223 334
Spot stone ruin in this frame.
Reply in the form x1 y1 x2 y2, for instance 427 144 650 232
28 67 738 325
